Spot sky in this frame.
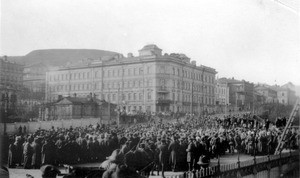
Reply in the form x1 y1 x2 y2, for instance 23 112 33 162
1 0 299 86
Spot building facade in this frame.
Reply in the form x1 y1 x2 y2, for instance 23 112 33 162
215 80 229 113
219 78 254 112
0 56 24 122
277 88 296 106
255 85 277 103
46 44 217 114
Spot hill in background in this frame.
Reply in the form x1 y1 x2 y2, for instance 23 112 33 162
7 49 120 66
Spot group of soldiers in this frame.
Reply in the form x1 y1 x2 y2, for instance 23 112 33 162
4 113 299 178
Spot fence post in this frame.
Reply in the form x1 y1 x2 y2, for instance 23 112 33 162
267 152 271 178
289 145 292 164
253 138 257 178
279 151 282 177
217 154 221 177
237 150 241 178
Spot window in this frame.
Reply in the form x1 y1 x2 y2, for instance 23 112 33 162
148 92 152 100
134 68 137 75
129 81 132 88
128 69 131 76
139 93 143 100
173 67 175 75
282 92 284 96
134 93 137 100
139 68 143 75
128 93 131 100
107 94 110 101
160 66 165 73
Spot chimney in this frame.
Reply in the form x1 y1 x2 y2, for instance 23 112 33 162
3 55 8 61
58 95 63 101
73 93 77 97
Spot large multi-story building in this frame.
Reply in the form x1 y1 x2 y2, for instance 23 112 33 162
269 83 297 106
277 87 296 106
255 85 277 103
215 80 230 113
46 44 217 114
0 56 23 121
218 77 254 112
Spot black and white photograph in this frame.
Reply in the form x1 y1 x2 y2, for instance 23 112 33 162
0 0 299 177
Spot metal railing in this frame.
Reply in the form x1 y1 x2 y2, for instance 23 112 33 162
183 151 299 178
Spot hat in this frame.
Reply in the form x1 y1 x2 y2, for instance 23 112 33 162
40 165 60 178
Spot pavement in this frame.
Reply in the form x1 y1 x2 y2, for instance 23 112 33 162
6 153 252 178
8 152 289 178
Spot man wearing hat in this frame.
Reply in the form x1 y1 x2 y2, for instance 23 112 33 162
186 137 196 171
158 138 168 178
23 136 34 169
168 136 179 172
31 137 42 169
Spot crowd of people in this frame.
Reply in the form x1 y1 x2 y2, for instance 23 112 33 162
2 113 299 178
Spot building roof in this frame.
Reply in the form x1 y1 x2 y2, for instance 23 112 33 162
139 44 162 51
218 77 241 84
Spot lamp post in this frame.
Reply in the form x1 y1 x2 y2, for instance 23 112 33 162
1 92 9 133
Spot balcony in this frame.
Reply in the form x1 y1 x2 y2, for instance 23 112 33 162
157 86 169 93
156 99 172 105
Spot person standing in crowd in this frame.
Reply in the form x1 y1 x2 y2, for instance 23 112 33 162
8 137 16 168
55 135 64 165
23 126 27 134
31 137 42 169
42 137 56 165
18 126 22 135
265 119 270 131
168 136 179 172
93 136 100 162
186 138 196 171
158 138 168 178
99 134 107 162
87 136 94 162
23 136 34 169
